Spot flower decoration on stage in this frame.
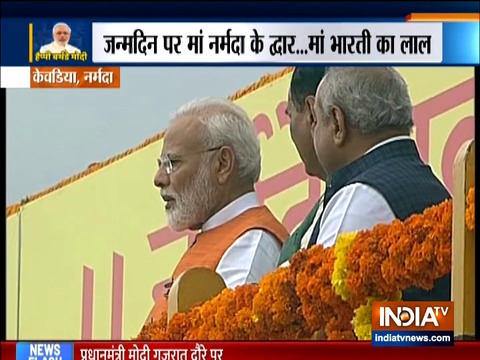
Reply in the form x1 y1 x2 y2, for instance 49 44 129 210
137 188 474 341
466 186 475 231
250 266 310 339
295 245 355 339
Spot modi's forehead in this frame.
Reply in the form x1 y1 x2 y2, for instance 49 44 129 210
162 115 204 154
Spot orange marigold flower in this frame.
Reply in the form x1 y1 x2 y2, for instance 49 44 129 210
466 187 475 231
345 225 391 308
295 246 354 338
168 311 192 340
406 200 452 290
135 312 168 340
344 199 453 309
184 284 259 340
325 317 356 340
251 266 309 340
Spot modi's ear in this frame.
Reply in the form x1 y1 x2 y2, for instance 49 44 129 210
216 146 236 185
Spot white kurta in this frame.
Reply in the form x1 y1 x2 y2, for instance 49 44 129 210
314 136 412 249
202 192 282 289
39 42 81 54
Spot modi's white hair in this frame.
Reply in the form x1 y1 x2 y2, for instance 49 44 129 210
52 22 71 35
171 97 261 184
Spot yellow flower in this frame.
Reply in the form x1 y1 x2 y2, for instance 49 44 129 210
352 297 375 340
352 291 402 341
332 232 358 300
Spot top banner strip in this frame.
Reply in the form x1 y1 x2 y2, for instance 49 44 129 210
91 22 442 64
2 1 480 18
406 13 480 22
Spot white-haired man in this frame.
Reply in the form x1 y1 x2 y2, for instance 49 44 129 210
145 98 289 323
308 67 451 301
39 22 81 54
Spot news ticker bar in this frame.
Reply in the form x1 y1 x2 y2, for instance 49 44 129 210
1 341 480 360
0 67 120 89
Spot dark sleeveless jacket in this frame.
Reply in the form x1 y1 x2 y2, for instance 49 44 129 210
308 139 451 301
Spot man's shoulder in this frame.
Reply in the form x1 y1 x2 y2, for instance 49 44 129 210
240 228 282 243
39 42 54 52
344 174 450 222
244 205 290 240
327 183 390 209
351 157 450 200
66 44 81 53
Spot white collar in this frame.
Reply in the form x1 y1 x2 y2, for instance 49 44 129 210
202 192 261 232
53 41 67 48
365 135 412 154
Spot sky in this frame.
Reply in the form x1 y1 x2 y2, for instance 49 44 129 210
6 66 283 205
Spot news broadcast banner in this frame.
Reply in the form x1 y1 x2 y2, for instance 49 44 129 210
0 337 479 360
1 16 479 88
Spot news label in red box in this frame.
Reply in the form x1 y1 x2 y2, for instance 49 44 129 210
30 67 120 88
371 301 454 347
16 342 74 360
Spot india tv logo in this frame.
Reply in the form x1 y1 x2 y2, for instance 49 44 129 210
371 301 454 347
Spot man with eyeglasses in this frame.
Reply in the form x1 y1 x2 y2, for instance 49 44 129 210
39 22 81 54
145 97 289 324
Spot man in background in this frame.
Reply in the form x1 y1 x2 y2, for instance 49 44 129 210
309 67 451 301
40 22 81 54
146 97 289 323
277 67 328 267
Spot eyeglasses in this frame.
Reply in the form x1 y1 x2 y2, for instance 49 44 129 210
157 146 222 175
55 32 69 35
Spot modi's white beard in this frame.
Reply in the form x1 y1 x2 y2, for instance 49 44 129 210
164 162 217 232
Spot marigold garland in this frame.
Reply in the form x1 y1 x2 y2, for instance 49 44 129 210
137 189 475 341
333 232 402 340
136 312 168 340
466 186 475 231
251 266 310 340
295 245 355 339
343 199 453 310
185 284 259 340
